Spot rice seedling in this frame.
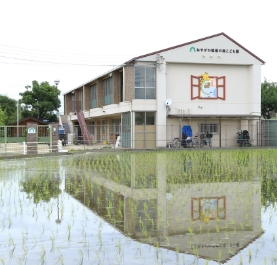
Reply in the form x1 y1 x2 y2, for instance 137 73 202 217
1 149 277 264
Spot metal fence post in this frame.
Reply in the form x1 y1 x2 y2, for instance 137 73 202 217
4 126 7 154
49 125 52 153
23 141 27 155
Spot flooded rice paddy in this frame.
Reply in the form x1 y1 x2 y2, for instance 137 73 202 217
0 149 277 265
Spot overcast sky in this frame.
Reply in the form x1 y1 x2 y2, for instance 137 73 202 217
0 0 276 111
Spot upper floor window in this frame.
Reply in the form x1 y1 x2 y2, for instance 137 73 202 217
103 77 113 105
135 67 156 99
79 89 83 110
90 84 97 108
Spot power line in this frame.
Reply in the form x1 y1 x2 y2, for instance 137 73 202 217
0 43 133 58
0 55 121 67
0 48 129 63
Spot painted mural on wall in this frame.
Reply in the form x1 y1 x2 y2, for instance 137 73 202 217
200 73 217 98
191 196 226 223
191 73 226 100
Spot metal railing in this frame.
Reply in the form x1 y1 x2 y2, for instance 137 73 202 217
65 122 276 148
0 142 61 156
1 122 277 155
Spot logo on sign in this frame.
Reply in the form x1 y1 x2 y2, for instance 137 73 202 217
28 127 36 134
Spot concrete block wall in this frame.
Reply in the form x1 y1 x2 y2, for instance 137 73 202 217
52 123 59 152
27 124 38 155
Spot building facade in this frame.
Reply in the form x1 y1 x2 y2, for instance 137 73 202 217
63 33 265 148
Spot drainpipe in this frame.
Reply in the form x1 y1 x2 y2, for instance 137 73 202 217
82 86 86 111
123 66 126 101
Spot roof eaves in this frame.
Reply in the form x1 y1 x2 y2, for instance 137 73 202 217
9 116 48 125
63 64 124 96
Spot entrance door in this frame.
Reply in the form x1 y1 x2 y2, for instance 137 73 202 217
122 112 131 148
135 112 156 149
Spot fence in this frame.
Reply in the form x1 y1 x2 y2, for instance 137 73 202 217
0 125 56 156
1 122 277 154
66 122 277 149
0 142 62 156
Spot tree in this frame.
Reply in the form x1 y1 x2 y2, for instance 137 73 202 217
261 79 277 119
19 80 61 122
0 108 5 125
0 94 17 124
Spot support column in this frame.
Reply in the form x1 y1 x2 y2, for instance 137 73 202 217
51 123 59 152
27 123 37 155
241 119 249 131
156 54 167 148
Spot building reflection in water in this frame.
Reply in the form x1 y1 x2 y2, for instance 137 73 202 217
64 152 262 263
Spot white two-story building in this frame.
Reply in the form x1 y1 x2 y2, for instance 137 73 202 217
63 32 265 148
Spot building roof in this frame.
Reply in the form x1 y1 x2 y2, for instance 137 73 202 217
9 116 49 125
125 32 265 65
64 32 265 95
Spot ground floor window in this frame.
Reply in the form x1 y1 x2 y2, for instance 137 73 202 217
112 119 120 135
200 123 219 133
88 122 95 135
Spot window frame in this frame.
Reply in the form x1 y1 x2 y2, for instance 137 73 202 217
191 75 226 100
134 66 156 99
135 112 155 125
90 84 97 108
103 77 113 106
199 123 219 134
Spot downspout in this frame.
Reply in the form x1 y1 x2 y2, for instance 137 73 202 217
82 86 85 112
64 94 66 115
123 66 126 101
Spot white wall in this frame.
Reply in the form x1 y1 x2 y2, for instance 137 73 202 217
138 35 263 66
166 63 257 116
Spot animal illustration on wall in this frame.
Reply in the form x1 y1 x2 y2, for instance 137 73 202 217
200 72 217 98
191 73 226 100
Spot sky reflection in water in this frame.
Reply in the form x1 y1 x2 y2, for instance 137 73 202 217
0 151 276 265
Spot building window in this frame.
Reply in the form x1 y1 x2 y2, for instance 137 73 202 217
79 89 83 110
200 123 219 134
135 112 155 125
135 66 156 99
88 121 95 135
103 77 113 105
90 84 97 108
112 119 121 135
